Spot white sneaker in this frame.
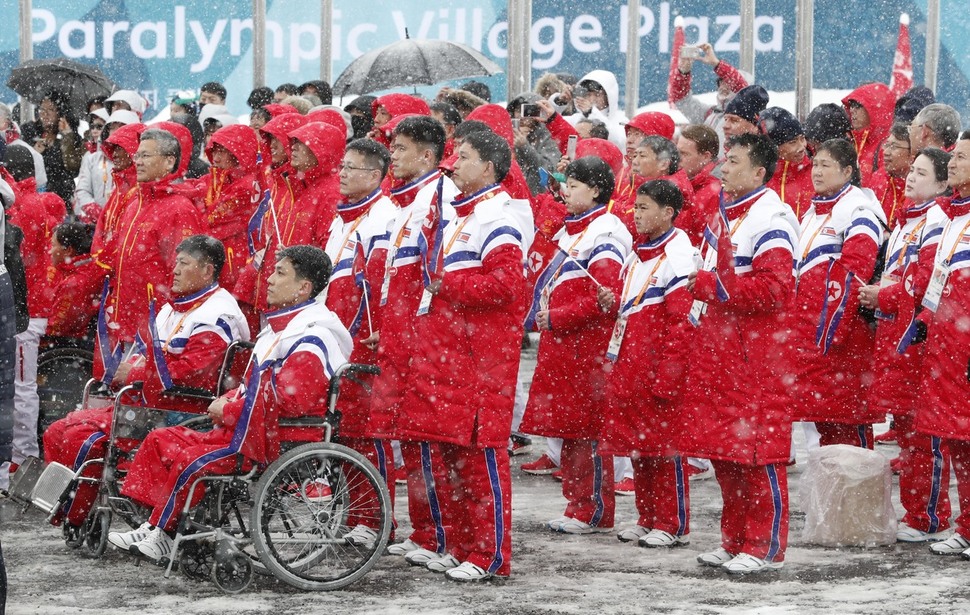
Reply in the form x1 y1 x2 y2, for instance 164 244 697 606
546 516 570 532
555 517 613 535
723 552 784 574
404 547 440 566
108 522 153 551
445 561 495 582
930 534 970 555
386 538 421 556
617 525 650 542
131 527 175 563
697 547 735 567
425 553 461 573
639 529 690 548
344 525 379 550
896 522 950 543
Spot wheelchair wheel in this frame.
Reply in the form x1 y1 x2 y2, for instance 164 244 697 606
37 347 94 435
179 540 215 581
211 539 254 593
250 442 392 591
63 521 84 549
80 509 110 558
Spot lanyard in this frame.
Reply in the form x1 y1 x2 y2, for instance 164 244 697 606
940 216 970 266
162 310 193 352
550 228 592 285
893 219 927 269
390 212 414 254
800 213 833 263
338 215 368 258
443 216 473 257
619 254 667 313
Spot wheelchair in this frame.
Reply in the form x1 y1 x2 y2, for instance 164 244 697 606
9 343 392 593
36 335 95 439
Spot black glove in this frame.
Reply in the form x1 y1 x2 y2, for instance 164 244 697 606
966 357 970 383
911 320 928 345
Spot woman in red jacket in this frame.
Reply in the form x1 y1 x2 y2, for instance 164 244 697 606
789 138 885 446
521 156 632 535
859 148 951 542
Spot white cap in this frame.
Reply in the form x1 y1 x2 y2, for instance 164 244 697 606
105 90 147 115
90 108 110 123
205 113 238 128
106 109 139 126
197 104 230 125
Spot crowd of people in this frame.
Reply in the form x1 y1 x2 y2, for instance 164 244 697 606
0 40 968 585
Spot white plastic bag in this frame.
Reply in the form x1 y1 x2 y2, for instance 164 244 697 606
800 444 897 547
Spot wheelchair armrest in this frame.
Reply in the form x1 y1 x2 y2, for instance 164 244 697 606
278 416 328 428
127 381 145 391
160 385 217 401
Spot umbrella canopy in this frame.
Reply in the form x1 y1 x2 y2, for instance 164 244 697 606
8 58 117 114
334 38 502 96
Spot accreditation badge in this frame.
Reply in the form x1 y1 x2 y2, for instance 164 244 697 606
688 300 707 327
416 288 433 316
605 315 628 362
922 263 950 313
874 272 901 321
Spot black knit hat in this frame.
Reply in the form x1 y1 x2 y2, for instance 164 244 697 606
3 144 33 182
724 85 769 125
804 103 852 144
758 107 804 146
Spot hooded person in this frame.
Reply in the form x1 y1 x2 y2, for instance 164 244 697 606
842 83 896 186
105 90 148 119
344 95 377 141
617 112 677 205
169 114 210 180
96 123 207 360
759 107 814 219
90 123 146 261
563 70 628 150
307 107 354 141
177 125 261 290
369 94 431 146
506 93 563 195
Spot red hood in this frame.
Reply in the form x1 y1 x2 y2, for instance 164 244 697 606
306 109 348 135
153 121 195 179
577 138 624 177
372 94 430 121
288 121 346 183
466 104 515 147
375 112 421 147
842 83 896 133
625 112 675 140
102 122 146 158
260 113 309 159
264 103 299 117
206 124 260 174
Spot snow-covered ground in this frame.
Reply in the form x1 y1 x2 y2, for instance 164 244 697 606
3 345 968 614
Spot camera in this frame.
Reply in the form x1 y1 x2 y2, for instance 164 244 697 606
521 103 541 118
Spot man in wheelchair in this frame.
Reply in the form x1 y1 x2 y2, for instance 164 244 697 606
108 245 353 563
43 235 250 529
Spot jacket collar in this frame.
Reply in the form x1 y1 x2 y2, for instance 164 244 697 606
338 187 383 223
171 283 220 313
390 170 440 208
635 227 676 261
564 203 608 235
265 299 315 332
811 183 852 215
723 186 768 220
452 183 501 217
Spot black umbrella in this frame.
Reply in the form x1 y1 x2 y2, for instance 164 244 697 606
334 35 503 96
8 58 117 114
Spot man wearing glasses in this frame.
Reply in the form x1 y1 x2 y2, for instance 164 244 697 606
872 124 914 227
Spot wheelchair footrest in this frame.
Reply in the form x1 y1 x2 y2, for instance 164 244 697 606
108 496 142 518
26 460 74 515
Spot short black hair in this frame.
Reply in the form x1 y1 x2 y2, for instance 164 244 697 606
804 103 852 145
54 222 95 255
247 86 274 109
637 179 684 221
393 115 446 163
275 83 299 96
429 102 463 127
299 80 333 105
725 133 778 184
276 245 333 297
200 82 227 101
578 118 610 140
565 156 615 203
177 235 226 281
461 130 511 183
815 138 862 187
915 147 951 183
346 138 391 180
452 119 491 141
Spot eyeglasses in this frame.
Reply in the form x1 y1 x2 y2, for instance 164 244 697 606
882 141 910 152
132 152 171 161
338 163 379 172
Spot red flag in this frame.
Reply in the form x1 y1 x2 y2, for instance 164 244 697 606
889 13 913 98
667 16 685 106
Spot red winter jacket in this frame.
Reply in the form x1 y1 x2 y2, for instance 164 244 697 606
104 122 207 343
788 185 883 425
916 196 970 440
46 257 101 339
689 163 722 245
179 125 261 290
843 83 896 187
768 154 814 220
600 229 695 457
4 171 61 318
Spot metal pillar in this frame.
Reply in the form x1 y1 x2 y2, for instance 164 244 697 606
794 0 813 120
506 0 532 100
739 0 755 78
19 0 33 121
320 0 332 82
253 0 266 88
925 0 940 92
625 0 641 118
